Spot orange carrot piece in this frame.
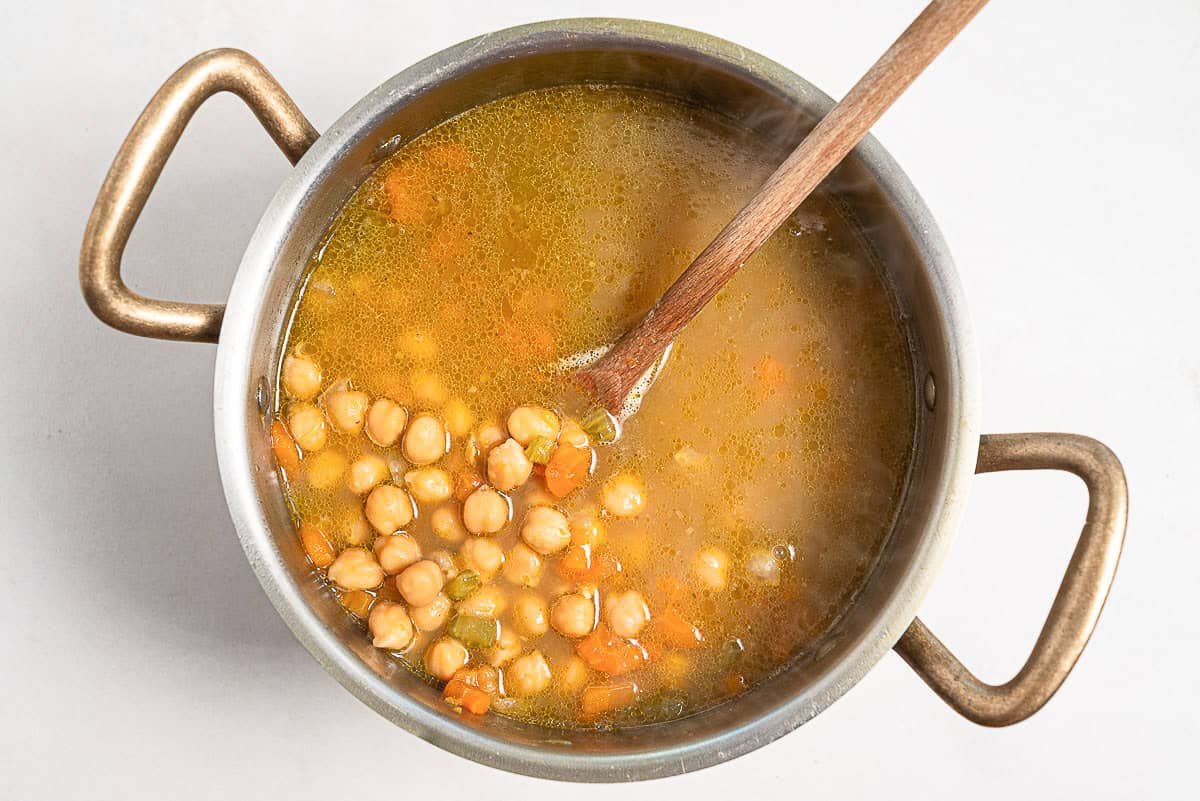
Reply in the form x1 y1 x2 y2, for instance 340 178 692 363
271 419 301 475
460 686 491 715
545 444 592 498
658 608 704 649
576 625 648 676
298 523 336 568
557 545 617 583
454 469 484 501
581 682 639 717
444 668 495 715
339 590 373 618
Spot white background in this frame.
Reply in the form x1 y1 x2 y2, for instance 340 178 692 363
2 1 1197 798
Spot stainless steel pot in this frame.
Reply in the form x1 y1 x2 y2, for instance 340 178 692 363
79 19 1128 782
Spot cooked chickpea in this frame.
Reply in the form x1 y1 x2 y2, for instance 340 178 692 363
747 549 781 586
347 454 389 494
507 650 552 696
430 503 467 543
396 560 444 607
327 548 384 591
288 404 327 452
694 546 731 591
604 589 650 638
403 413 448 465
400 468 449 506
425 637 469 681
513 592 550 636
444 398 474 440
366 397 408 447
458 584 508 618
520 506 571 556
305 448 346 490
506 406 560 446
487 624 522 667
558 419 590 449
487 438 533 492
601 472 646 517
364 484 414 535
460 537 505 581
409 593 451 631
283 353 322 400
339 507 372 546
462 487 509 534
368 602 414 650
373 533 421 574
502 542 543 587
325 386 370 434
550 592 596 638
475 422 506 454
559 655 591 693
569 508 606 548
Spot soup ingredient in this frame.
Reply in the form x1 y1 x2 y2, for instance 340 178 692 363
347 454 389 494
503 542 544 587
576 626 648 676
462 488 509 534
693 546 731 591
283 353 323 400
430 503 468 542
288 405 327 452
488 625 523 667
325 386 370 434
506 407 559 447
551 593 596 638
513 592 550 636
271 420 301 475
581 682 639 717
448 614 499 650
445 569 481 601
487 439 534 491
366 397 408 447
369 602 415 650
580 408 620 445
397 560 444 606
520 506 571 555
405 467 453 504
460 538 505 580
298 522 336 568
507 651 552 696
373 532 421 574
410 593 452 631
425 638 469 681
601 473 646 517
327 548 384 591
604 590 650 638
403 413 448 465
544 442 592 498
364 485 414 535
458 585 508 618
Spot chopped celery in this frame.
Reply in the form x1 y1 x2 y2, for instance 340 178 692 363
447 614 498 650
445 570 480 601
581 407 620 444
524 435 554 464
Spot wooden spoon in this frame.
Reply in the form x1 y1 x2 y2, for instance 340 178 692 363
576 0 989 416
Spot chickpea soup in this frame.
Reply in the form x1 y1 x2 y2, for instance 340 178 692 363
270 86 915 728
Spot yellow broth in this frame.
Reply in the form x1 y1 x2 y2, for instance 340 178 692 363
272 85 914 727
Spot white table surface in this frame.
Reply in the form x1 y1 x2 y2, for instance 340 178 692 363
3 0 1197 797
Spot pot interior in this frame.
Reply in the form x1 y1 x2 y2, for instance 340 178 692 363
223 21 968 780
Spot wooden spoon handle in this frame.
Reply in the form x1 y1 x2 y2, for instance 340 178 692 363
578 0 989 413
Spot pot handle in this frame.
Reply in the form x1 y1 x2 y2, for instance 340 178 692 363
79 48 318 343
894 432 1127 725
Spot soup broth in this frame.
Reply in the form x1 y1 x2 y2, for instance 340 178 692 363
271 85 914 727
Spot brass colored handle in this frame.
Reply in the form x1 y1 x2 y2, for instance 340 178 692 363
895 433 1127 726
79 48 319 343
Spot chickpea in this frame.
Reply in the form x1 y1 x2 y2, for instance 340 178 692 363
506 406 560 447
558 418 590 449
569 507 606 548
486 438 533 492
475 422 506 454
305 448 346 490
487 624 522 667
460 537 505 581
403 414 448 465
506 650 552 697
522 482 558 508
430 503 467 543
513 592 549 636
559 655 591 693
368 602 414 650
404 467 452 504
283 353 322 400
502 542 543 587
444 398 474 440
373 533 421 574
457 584 508 618
410 369 448 407
604 590 650 638
288 405 327 452
601 472 646 517
324 386 370 434
747 549 781 586
366 398 408 447
339 507 372 546
327 548 384 591
347 454 390 495
550 592 596 638
462 487 509 535
694 546 731 591
364 484 414 535
409 593 451 631
425 637 469 681
396 560 444 607
520 506 571 556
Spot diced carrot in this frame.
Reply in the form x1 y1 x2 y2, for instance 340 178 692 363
454 469 484 501
271 419 301 475
557 545 618 583
657 608 704 649
460 686 491 715
298 523 336 568
581 682 639 717
444 667 495 715
452 666 499 694
339 590 373 618
576 625 648 676
545 444 592 498
383 167 425 224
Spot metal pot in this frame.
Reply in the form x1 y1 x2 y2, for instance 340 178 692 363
79 19 1128 782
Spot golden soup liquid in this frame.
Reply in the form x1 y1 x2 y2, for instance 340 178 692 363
273 85 914 727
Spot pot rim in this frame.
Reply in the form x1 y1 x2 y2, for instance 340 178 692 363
214 17 981 781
